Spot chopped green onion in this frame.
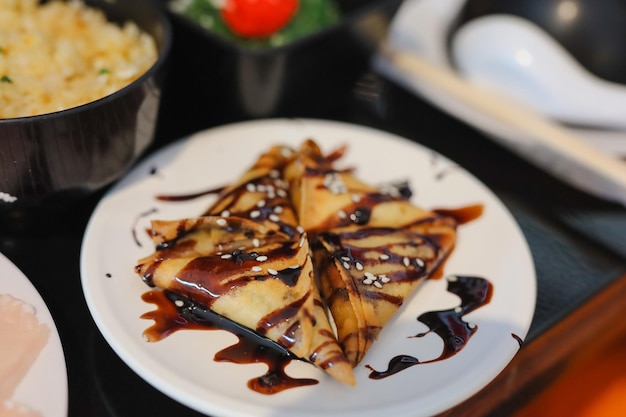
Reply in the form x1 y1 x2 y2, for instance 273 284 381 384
99 68 111 75
1 75 12 83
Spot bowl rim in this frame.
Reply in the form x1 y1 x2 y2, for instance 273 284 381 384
0 0 173 125
165 0 400 56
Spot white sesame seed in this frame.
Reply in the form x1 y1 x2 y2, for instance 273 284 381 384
334 180 344 193
356 262 364 271
269 214 280 222
270 169 280 178
341 256 350 262
415 258 425 268
257 185 266 192
403 257 410 267
373 281 383 289
250 210 261 219
350 213 357 222
338 210 347 219
274 206 283 214
364 272 375 278
174 300 184 307
220 210 230 217
221 254 232 259
351 194 361 203
380 254 390 261
342 262 351 269
252 266 263 272
281 148 293 158
455 306 463 313
256 255 268 262
257 200 266 207
216 218 228 227
267 190 276 199
380 275 390 283
299 236 305 247
288 265 299 269
323 172 347 194
297 226 304 234
363 278 373 285
246 183 256 192
268 268 278 275
252 238 260 248
277 189 287 198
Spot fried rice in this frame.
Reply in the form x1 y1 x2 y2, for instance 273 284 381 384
0 0 157 118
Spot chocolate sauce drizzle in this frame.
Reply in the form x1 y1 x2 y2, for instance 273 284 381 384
367 275 493 379
434 204 484 226
132 207 159 247
141 290 318 394
155 185 224 202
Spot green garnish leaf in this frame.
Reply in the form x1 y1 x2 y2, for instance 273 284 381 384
1 75 12 83
99 68 111 75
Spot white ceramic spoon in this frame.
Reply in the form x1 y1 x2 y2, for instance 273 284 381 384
450 14 626 131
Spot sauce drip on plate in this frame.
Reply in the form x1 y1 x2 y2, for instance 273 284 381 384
140 274 495 391
141 290 318 394
366 276 493 379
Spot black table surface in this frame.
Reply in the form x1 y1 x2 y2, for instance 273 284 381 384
1 69 625 416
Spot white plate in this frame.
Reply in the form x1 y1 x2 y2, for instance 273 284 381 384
80 119 536 417
0 252 68 417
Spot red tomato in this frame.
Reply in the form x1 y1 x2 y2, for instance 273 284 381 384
221 0 298 38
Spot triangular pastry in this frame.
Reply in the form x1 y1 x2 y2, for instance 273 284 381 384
136 145 356 386
312 217 457 366
202 144 301 239
284 139 436 232
285 140 458 366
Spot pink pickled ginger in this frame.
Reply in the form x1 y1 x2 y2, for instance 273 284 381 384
0 294 49 402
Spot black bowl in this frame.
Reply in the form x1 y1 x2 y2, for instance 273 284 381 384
0 0 172 211
157 0 401 135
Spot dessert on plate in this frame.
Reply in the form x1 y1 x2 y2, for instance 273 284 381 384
136 139 459 383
